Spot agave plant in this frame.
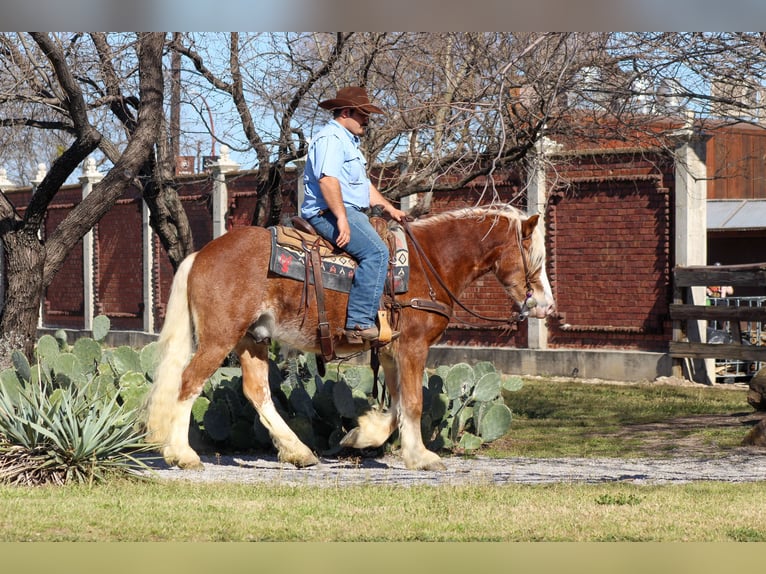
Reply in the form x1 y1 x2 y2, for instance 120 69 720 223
0 358 154 486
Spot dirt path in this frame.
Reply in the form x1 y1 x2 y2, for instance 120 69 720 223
143 377 766 487
144 446 766 487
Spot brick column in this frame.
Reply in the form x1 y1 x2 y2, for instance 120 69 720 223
526 135 561 350
672 113 711 383
141 181 155 333
31 163 47 328
210 145 240 238
79 158 103 332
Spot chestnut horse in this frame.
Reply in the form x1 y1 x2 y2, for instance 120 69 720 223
145 205 554 471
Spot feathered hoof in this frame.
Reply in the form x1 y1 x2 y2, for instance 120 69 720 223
163 446 204 471
404 451 447 471
178 458 205 471
339 427 364 448
339 411 393 449
279 449 320 468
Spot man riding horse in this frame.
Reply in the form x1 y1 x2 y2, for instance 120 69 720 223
300 86 406 344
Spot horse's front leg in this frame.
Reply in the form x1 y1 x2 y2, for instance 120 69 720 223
397 346 446 471
236 337 319 468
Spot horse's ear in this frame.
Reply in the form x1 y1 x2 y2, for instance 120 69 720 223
521 214 540 238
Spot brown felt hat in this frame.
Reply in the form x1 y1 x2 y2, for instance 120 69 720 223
319 86 384 115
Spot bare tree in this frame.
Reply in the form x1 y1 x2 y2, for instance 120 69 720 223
0 32 166 356
3 31 766 357
166 32 596 222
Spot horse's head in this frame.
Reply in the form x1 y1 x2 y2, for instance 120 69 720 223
493 213 555 321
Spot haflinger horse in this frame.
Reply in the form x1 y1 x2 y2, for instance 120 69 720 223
145 205 554 471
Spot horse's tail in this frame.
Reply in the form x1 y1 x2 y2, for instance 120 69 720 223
144 252 198 446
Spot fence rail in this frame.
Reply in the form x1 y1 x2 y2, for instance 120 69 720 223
670 263 766 381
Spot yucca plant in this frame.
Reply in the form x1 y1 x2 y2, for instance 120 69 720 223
0 375 154 486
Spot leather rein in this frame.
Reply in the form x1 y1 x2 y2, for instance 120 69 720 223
400 218 536 330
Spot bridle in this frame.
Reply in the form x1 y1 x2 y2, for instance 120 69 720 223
400 218 538 329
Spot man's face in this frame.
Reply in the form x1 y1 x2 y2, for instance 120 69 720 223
342 108 370 135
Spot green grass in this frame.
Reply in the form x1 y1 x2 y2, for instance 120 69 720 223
1 479 766 541
0 376 763 542
486 378 752 458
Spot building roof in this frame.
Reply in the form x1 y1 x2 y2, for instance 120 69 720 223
708 199 766 231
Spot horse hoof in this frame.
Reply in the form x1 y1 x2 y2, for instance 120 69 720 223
404 452 447 471
422 459 447 471
178 458 205 471
339 427 361 448
279 450 320 468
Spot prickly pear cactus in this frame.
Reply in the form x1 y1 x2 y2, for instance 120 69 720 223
92 315 110 342
108 346 142 377
118 371 150 413
203 400 232 442
73 337 103 370
51 352 86 388
477 402 513 442
0 368 23 403
421 361 522 452
35 334 61 366
11 350 31 383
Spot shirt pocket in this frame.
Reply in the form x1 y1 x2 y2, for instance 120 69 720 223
344 154 367 185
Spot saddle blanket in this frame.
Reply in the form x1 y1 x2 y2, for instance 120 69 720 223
268 223 409 294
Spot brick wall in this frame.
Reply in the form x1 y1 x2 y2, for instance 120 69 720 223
34 157 676 354
94 189 144 330
545 151 674 351
44 186 84 329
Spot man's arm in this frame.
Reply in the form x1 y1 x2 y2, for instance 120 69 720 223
370 183 406 222
318 175 351 247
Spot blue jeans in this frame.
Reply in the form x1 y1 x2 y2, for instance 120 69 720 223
307 207 388 330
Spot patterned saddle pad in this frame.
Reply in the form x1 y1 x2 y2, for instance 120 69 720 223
268 223 409 294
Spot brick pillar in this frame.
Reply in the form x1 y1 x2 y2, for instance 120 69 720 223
79 158 103 332
31 163 47 329
141 182 155 334
526 135 561 350
672 113 711 383
210 145 240 238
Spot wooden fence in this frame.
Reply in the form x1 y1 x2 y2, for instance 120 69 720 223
670 264 766 378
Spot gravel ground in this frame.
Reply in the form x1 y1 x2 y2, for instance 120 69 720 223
142 449 766 486
142 377 766 487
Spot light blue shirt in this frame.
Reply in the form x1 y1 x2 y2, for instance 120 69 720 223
301 120 371 218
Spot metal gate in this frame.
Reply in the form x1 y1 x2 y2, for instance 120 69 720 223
708 296 766 381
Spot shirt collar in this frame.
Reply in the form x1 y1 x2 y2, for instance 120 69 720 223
330 119 360 145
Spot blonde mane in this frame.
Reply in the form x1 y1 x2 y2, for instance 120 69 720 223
411 205 546 272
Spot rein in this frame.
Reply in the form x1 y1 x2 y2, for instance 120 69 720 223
401 218 534 329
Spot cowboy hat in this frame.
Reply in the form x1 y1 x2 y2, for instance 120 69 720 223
319 86 384 114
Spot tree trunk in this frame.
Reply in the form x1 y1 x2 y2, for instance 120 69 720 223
251 167 284 228
143 177 195 270
0 231 45 357
0 33 167 360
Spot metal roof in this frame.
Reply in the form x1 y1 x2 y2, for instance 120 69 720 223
708 199 766 231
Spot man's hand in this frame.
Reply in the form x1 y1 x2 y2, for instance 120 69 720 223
370 184 406 222
383 204 406 222
335 213 351 247
319 175 352 247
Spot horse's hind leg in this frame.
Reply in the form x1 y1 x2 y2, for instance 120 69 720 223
236 337 319 468
163 343 232 470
